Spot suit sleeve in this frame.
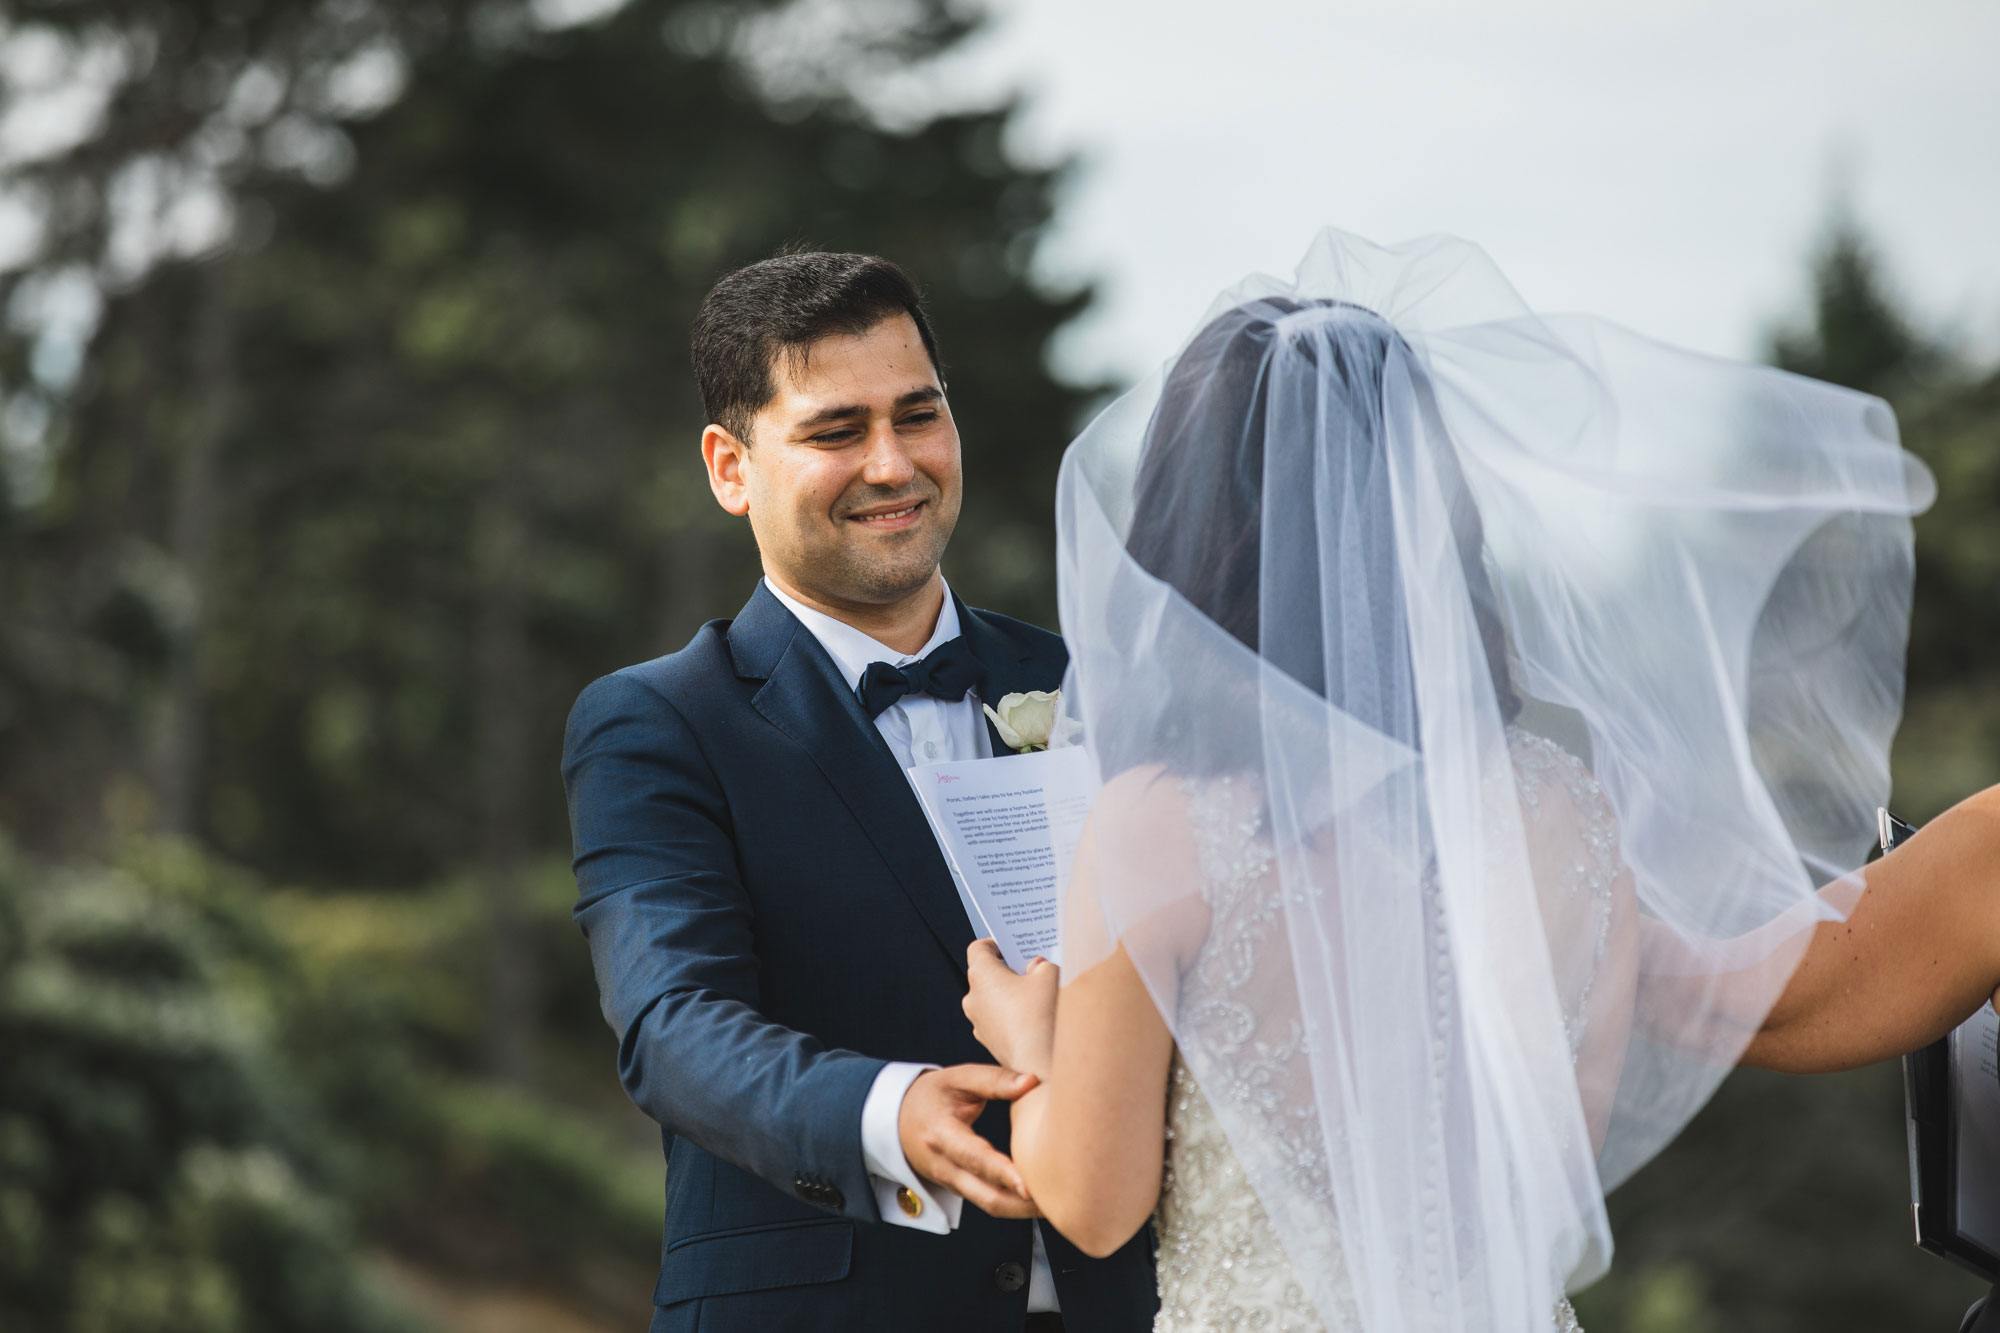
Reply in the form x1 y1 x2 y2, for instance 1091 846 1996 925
563 670 883 1221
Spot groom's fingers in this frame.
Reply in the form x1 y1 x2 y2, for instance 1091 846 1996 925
932 1116 1027 1194
901 1064 1042 1217
930 1124 1040 1218
945 1168 1042 1219
937 1061 1038 1102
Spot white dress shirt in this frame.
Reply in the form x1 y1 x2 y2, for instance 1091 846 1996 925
764 577 1060 1313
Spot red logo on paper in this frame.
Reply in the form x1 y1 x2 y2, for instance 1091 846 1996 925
937 774 961 784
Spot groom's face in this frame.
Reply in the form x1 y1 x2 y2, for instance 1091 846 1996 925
712 313 962 612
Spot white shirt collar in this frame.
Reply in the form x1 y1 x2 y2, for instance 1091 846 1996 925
763 577 964 693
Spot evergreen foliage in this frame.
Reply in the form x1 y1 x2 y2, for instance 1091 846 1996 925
0 835 664 1329
1769 217 2000 821
0 838 415 1332
1770 217 1940 399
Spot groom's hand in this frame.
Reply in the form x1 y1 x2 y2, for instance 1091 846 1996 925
899 1064 1041 1219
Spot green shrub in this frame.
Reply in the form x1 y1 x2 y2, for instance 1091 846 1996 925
0 839 416 1333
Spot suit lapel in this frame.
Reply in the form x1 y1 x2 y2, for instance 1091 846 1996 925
729 585 978 970
959 594 1064 756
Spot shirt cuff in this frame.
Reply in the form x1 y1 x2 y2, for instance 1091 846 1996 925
860 1061 964 1235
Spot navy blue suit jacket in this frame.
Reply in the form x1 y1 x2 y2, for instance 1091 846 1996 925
563 583 1158 1332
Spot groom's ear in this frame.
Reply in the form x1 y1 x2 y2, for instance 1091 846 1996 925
702 423 752 518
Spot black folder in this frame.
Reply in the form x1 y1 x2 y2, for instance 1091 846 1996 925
1891 809 2000 1283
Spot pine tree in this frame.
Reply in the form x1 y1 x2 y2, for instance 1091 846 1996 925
1763 215 2000 818
1767 215 1938 398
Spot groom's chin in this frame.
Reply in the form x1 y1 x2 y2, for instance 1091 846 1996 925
833 536 952 600
846 561 945 607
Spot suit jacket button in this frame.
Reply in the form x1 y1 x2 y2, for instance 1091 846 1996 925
896 1186 924 1218
993 1261 1027 1293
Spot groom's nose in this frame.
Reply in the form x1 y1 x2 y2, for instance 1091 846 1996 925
858 420 918 489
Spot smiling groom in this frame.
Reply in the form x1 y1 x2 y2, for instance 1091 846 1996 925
562 252 1158 1332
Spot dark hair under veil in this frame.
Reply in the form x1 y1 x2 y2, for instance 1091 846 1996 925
1122 296 1519 770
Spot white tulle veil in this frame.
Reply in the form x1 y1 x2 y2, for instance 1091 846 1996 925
1052 229 1934 1329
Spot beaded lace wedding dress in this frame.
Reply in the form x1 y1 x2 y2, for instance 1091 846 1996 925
1151 729 1615 1333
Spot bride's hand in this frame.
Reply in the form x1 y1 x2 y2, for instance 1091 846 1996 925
963 940 1059 1078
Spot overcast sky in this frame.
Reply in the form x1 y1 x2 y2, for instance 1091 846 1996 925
913 0 2000 384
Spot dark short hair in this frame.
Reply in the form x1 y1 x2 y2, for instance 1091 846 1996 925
691 250 943 441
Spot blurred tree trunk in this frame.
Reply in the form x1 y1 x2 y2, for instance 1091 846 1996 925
151 257 239 837
477 483 538 1086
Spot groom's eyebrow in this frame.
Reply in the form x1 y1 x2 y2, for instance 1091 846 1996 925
792 386 942 430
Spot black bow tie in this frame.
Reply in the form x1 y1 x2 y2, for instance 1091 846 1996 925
857 637 986 720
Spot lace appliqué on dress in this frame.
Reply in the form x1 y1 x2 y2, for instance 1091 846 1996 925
1505 726 1620 1064
1154 747 1599 1333
1157 1059 1329 1332
1155 773 1348 1333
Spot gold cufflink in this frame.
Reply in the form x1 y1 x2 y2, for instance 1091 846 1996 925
896 1186 924 1218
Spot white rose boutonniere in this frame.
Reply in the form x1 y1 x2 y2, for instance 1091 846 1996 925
983 690 1060 754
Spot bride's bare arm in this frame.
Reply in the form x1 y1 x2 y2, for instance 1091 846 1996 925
1742 785 2000 1072
961 768 1201 1257
1005 943 1176 1257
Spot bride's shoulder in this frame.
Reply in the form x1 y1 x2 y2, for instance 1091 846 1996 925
1084 764 1211 888
1504 727 1612 822
1503 726 1623 899
1075 763 1215 972
1090 764 1206 849
1095 761 1187 809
